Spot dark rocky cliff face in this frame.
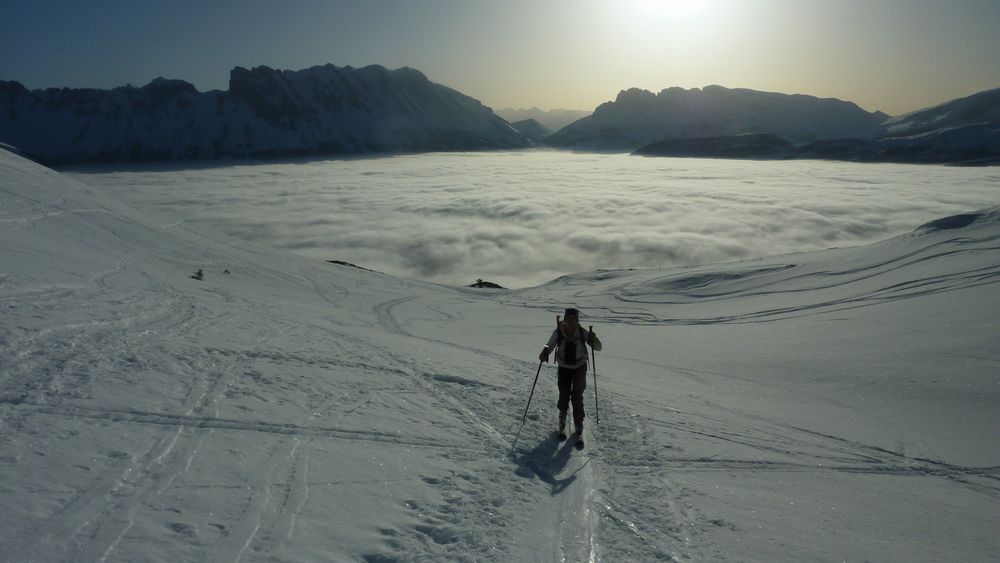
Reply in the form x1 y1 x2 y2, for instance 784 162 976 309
0 64 529 165
548 85 889 150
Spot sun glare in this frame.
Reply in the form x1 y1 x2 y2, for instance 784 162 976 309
602 0 726 40
597 0 730 61
625 0 713 22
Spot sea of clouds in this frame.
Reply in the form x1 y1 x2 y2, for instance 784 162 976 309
68 151 1000 288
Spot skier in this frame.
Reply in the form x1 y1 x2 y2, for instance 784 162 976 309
538 308 602 445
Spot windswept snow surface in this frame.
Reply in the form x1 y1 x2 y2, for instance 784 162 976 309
1 149 999 561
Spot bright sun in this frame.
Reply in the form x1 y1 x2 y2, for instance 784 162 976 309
604 0 721 35
629 0 711 20
593 0 736 77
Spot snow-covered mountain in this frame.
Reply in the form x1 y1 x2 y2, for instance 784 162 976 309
629 87 1000 165
495 107 591 134
548 85 889 150
0 64 530 165
794 122 1000 165
884 86 1000 136
826 86 1000 164
2 147 999 560
632 124 1000 165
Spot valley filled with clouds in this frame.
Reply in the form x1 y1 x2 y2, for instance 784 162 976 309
69 151 1000 287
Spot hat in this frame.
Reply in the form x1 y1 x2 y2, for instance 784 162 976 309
564 307 580 319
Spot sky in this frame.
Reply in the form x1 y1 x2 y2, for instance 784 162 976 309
2 0 1000 116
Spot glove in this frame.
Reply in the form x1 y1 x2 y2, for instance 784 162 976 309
539 348 551 363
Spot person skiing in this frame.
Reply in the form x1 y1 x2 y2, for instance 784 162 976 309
538 308 602 444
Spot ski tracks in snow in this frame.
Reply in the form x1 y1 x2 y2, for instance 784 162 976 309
0 243 330 561
368 291 725 560
369 293 608 561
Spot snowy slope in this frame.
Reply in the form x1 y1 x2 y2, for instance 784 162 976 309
884 86 1000 136
794 122 1000 165
1 149 998 561
0 64 529 165
791 87 1000 165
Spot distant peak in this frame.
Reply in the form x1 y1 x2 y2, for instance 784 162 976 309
141 77 198 96
615 88 656 102
0 80 29 95
228 63 431 85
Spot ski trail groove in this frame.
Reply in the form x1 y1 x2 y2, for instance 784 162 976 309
372 293 606 559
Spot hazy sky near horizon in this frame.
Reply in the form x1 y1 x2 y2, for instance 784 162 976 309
2 0 999 116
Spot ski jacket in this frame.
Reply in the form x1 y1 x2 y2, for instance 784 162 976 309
545 324 602 369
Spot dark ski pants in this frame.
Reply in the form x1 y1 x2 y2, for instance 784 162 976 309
557 364 588 426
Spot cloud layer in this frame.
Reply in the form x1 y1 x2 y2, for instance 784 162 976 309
70 152 1000 288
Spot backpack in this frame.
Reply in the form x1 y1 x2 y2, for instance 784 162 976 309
557 325 587 363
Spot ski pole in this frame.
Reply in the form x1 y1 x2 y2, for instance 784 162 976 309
520 360 544 425
590 325 600 424
513 316 560 451
520 314 559 425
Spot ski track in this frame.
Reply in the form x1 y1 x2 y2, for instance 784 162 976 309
3 160 999 562
0 236 319 561
5 273 999 561
366 284 1000 561
497 236 1000 327
369 293 608 561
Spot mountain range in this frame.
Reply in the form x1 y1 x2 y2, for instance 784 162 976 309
1 62 998 165
0 64 529 165
633 87 1000 165
547 85 890 150
494 107 591 133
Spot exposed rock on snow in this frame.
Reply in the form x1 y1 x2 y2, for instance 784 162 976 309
469 278 506 289
0 64 530 164
915 207 1000 233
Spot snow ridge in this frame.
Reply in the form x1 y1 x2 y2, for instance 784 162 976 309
884 86 1000 136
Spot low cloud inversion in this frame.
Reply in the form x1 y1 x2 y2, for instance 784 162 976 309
71 152 1000 288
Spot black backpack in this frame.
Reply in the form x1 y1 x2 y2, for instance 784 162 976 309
557 325 586 363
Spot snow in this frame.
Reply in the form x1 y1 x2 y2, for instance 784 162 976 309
1 148 999 561
884 86 1000 136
